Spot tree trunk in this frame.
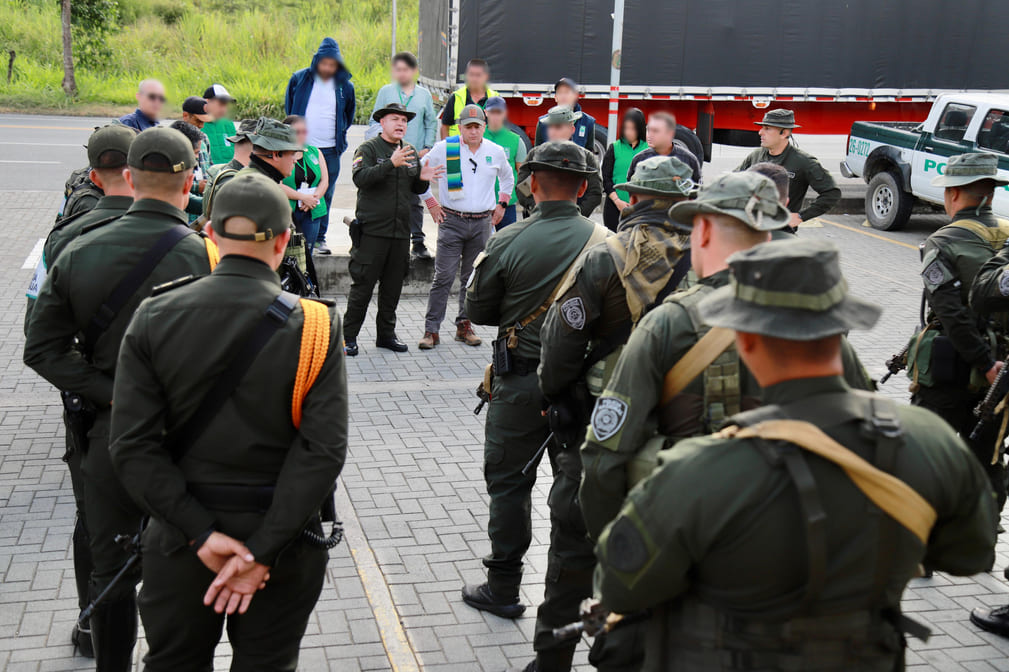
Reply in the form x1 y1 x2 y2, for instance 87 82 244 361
60 0 76 97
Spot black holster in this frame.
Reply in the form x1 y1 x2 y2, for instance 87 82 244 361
61 391 96 459
547 383 594 452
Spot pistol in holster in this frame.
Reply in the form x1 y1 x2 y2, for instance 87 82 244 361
61 390 96 460
474 364 493 414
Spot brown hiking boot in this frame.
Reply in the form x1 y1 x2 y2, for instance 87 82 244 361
455 320 482 346
418 332 440 350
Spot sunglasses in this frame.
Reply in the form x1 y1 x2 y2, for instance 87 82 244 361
145 93 166 103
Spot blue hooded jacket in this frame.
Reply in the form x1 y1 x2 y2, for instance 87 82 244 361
285 37 356 155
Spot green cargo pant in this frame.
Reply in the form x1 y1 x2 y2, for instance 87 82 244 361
139 518 328 671
342 232 410 342
483 371 548 599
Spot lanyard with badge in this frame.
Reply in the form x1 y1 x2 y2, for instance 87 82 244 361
398 86 415 109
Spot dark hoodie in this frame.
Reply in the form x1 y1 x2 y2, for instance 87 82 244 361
285 37 356 155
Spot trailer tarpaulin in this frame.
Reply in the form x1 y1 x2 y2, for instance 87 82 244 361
418 0 450 84
449 0 1009 91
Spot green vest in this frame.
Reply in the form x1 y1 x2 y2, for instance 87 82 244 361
447 86 499 137
484 127 521 206
611 139 648 201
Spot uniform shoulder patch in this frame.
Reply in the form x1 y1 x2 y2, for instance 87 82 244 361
560 296 586 330
999 268 1009 297
606 516 649 574
151 274 202 296
591 397 628 442
922 258 954 292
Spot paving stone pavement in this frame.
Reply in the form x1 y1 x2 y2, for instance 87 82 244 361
3 190 1009 671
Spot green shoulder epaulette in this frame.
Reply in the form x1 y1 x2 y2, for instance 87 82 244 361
151 274 203 296
80 213 123 234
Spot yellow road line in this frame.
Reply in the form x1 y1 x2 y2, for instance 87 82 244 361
819 218 920 251
0 124 90 130
335 480 420 672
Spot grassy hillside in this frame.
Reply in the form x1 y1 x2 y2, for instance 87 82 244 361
0 0 419 122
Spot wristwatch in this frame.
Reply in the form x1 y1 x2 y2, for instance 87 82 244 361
497 200 509 209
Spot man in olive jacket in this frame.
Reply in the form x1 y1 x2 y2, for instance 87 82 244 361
344 102 443 356
109 173 348 670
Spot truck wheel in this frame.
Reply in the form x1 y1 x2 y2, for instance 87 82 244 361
866 171 913 231
592 125 609 164
505 121 533 152
676 126 705 166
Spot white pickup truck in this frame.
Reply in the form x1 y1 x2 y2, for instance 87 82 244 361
841 92 1009 229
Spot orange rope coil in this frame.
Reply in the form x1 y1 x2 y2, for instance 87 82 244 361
291 299 330 428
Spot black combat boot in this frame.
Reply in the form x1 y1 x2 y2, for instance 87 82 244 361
89 592 138 672
462 583 525 619
71 516 94 657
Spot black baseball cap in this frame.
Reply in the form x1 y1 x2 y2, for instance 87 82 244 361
182 96 212 122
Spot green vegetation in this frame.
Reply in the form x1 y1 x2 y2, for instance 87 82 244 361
0 0 419 122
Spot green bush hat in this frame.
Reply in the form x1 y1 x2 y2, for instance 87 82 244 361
457 104 487 126
615 155 697 198
755 108 800 129
212 172 291 242
127 127 195 173
930 152 1009 188
87 124 136 170
541 104 582 126
698 238 881 340
669 172 790 231
523 141 597 175
227 118 258 145
248 117 302 152
373 102 416 123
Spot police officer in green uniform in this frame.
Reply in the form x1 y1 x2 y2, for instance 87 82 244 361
517 107 603 218
736 109 840 230
344 102 441 356
594 239 997 672
24 127 217 671
462 142 608 640
108 173 348 670
531 156 694 672
579 173 874 545
909 152 1009 512
22 122 136 657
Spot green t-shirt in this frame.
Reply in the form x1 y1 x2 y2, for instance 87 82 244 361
611 138 648 202
282 145 328 219
203 118 237 164
484 126 527 206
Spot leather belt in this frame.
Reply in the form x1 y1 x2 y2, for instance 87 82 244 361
443 207 493 219
188 483 275 513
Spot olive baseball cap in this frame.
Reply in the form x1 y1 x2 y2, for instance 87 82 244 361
87 123 136 170
127 127 195 173
698 238 881 340
248 117 302 152
669 172 790 231
373 102 416 122
227 118 258 145
211 172 291 242
523 141 597 175
457 104 486 126
541 104 582 126
755 108 800 129
615 155 697 198
930 152 1009 187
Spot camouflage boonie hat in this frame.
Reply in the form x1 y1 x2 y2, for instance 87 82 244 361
87 123 136 169
127 127 195 174
615 155 697 198
541 104 582 126
755 108 800 129
227 118 258 144
248 117 301 152
457 104 486 126
669 172 790 231
212 172 291 242
930 152 1009 188
523 140 596 175
698 238 881 340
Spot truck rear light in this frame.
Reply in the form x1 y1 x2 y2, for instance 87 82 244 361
522 95 544 107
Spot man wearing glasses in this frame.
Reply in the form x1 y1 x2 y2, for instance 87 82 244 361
119 79 166 132
418 104 513 350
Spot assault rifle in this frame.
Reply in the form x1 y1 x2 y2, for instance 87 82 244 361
552 599 649 640
880 342 910 385
970 363 1009 441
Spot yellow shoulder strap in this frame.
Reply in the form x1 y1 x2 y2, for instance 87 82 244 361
291 299 331 428
204 237 220 270
948 218 1009 251
660 326 735 405
721 419 937 543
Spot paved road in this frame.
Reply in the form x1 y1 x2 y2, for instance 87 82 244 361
4 116 1009 671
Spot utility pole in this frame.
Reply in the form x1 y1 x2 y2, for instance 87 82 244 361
606 0 625 144
391 0 398 59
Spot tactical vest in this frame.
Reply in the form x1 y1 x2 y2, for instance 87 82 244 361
653 392 913 671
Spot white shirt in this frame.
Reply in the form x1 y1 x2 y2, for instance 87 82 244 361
422 137 514 214
305 76 337 148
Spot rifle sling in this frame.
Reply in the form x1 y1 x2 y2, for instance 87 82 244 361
83 225 194 357
660 326 736 405
169 292 299 462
